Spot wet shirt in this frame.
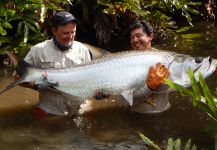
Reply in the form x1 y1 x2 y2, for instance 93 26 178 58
25 39 92 115
132 85 170 113
131 47 171 113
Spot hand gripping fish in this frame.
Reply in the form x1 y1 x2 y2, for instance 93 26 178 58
1 50 217 110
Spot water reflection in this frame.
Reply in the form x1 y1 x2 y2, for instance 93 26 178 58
0 81 215 149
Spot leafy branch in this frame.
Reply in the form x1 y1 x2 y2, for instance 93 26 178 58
165 68 217 121
140 133 197 150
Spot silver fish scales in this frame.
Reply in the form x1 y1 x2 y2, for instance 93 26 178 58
1 50 217 110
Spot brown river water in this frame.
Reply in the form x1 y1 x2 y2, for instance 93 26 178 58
0 22 216 150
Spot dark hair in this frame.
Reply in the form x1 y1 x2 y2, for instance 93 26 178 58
129 20 153 36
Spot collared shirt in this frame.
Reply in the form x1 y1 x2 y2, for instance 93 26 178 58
25 39 92 115
25 39 91 68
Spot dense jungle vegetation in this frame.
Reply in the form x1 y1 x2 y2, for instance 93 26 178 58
0 0 216 57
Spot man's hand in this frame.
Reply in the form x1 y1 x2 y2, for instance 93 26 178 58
147 63 170 90
34 75 58 91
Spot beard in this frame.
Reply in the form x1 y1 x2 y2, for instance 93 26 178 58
53 36 73 51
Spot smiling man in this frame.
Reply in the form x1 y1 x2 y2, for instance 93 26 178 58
22 12 93 116
130 21 153 50
129 20 171 113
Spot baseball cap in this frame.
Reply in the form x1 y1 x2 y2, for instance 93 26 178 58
52 12 79 27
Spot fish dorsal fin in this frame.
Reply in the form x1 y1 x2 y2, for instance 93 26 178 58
121 90 134 106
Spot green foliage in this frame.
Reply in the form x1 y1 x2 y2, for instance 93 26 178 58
0 0 71 56
165 68 217 121
0 0 206 56
57 0 204 44
76 0 201 43
139 133 161 150
165 68 217 149
140 133 197 150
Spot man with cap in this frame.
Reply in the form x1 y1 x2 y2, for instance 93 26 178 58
21 12 93 116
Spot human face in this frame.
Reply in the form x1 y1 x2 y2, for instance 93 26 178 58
130 27 153 50
52 22 76 47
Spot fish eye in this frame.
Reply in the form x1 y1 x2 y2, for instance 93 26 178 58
195 57 203 63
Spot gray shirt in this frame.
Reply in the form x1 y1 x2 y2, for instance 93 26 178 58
131 47 171 113
25 39 92 115
132 85 170 113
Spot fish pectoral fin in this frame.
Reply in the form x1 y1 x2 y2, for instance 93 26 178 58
57 93 83 116
46 86 61 93
121 90 134 106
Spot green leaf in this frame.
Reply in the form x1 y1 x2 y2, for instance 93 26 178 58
196 101 217 121
17 22 23 35
182 10 193 26
3 22 12 29
0 26 7 35
174 138 181 150
166 138 174 150
186 7 199 14
187 2 201 6
191 144 196 150
8 16 23 22
165 79 194 97
151 1 158 5
184 139 191 150
25 18 40 29
0 36 11 46
181 34 203 39
176 26 192 33
23 24 29 43
199 73 216 108
40 4 47 23
25 22 38 33
189 68 201 105
139 133 161 150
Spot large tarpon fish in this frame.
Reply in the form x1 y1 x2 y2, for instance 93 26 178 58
1 50 217 110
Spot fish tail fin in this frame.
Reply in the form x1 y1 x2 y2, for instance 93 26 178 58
0 51 32 94
0 78 25 94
